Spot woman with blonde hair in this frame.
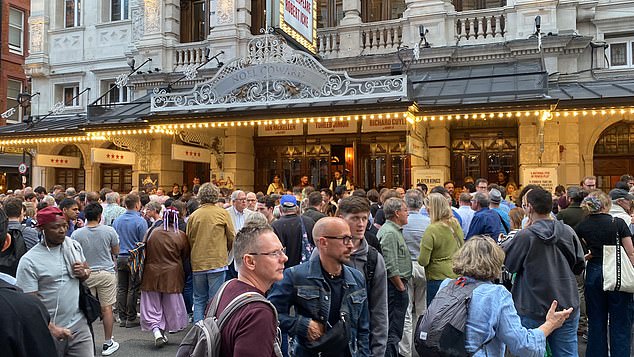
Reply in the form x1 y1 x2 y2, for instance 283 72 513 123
418 192 464 306
427 236 573 356
574 190 634 357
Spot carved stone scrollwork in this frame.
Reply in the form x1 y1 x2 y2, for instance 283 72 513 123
144 0 160 34
179 130 225 170
111 136 152 173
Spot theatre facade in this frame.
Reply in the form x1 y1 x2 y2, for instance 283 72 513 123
2 0 634 194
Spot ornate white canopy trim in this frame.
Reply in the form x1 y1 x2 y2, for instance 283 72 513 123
151 34 407 112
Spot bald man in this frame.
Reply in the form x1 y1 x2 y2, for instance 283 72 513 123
269 217 370 356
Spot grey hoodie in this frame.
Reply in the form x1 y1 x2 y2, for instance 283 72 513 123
348 238 388 357
503 219 585 320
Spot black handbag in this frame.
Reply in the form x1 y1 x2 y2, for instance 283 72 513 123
79 282 102 324
305 312 350 355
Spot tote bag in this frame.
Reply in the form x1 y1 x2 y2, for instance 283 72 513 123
602 218 634 293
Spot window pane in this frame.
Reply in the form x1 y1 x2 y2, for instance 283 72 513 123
8 8 23 50
611 43 627 66
111 0 121 21
6 80 21 121
192 1 206 41
123 0 129 20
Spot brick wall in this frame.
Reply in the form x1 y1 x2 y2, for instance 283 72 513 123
1 0 30 126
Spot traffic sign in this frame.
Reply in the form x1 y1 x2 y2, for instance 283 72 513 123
18 162 28 174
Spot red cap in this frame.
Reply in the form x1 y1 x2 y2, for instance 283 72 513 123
36 206 63 227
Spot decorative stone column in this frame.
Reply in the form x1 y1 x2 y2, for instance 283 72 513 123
209 0 251 60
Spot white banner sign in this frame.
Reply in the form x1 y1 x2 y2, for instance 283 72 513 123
171 144 211 163
91 148 136 165
282 0 314 43
522 167 558 193
362 117 407 132
412 168 444 188
307 120 356 135
34 154 81 169
258 122 304 136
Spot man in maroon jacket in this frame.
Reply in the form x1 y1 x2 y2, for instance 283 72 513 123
216 221 288 356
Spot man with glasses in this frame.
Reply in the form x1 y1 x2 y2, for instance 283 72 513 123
466 191 503 240
214 221 287 356
608 188 634 234
378 197 412 357
245 192 258 212
580 175 597 191
475 178 489 193
269 217 370 356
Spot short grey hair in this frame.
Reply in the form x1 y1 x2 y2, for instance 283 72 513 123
245 212 268 226
473 192 489 208
383 197 405 219
65 187 76 196
233 222 273 270
231 190 245 201
281 204 298 215
404 189 423 210
106 191 120 204
198 183 220 204
145 201 162 212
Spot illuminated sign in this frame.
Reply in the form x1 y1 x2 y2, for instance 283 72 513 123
279 0 317 54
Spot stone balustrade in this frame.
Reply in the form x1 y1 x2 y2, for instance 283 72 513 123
174 41 209 71
317 19 405 59
454 7 509 44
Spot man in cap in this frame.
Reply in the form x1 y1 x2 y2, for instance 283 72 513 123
489 188 510 235
608 188 634 234
16 206 93 357
271 194 315 268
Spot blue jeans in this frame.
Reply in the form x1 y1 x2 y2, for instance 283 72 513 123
386 280 409 357
192 270 226 322
426 279 443 308
585 262 634 357
520 310 580 357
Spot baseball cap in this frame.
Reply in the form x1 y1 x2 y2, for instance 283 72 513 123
280 194 298 207
609 188 634 201
36 206 64 227
489 188 502 203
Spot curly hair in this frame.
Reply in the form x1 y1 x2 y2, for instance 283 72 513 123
453 235 505 281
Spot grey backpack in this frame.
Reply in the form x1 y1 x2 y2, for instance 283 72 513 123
176 280 283 357
414 277 488 357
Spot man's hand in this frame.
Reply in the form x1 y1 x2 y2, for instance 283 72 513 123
75 219 84 228
72 262 90 280
389 276 406 292
49 322 72 341
307 320 325 342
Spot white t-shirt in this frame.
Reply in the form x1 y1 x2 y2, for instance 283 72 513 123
16 238 85 328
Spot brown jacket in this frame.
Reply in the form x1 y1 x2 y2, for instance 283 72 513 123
141 228 190 293
186 203 235 272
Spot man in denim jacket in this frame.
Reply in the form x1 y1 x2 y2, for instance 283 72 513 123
269 217 370 357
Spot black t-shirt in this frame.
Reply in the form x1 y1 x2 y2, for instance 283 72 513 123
322 267 345 327
574 213 632 264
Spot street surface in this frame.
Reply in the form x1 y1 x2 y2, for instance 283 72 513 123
93 320 189 356
91 319 588 356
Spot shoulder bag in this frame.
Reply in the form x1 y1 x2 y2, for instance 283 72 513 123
602 217 634 293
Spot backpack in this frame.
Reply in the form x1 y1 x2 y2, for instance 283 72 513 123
414 277 488 357
0 225 27 277
176 280 283 357
364 245 379 291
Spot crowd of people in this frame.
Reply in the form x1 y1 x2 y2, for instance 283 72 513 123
0 172 633 357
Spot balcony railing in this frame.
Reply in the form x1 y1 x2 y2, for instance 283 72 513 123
454 7 508 44
174 41 209 71
317 19 405 59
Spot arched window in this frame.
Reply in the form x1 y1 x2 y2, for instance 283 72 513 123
593 121 634 192
56 145 85 191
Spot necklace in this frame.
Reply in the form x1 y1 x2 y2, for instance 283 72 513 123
326 268 342 279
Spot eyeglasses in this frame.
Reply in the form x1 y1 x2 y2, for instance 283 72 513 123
247 247 287 258
247 199 257 202
323 235 355 245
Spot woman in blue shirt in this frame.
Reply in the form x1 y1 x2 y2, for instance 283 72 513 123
442 235 574 356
